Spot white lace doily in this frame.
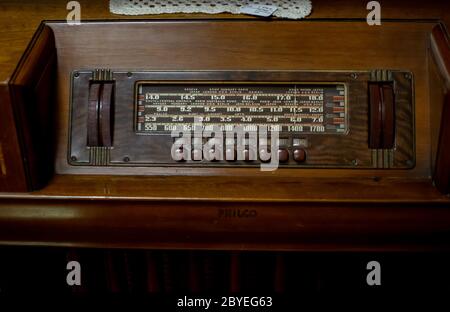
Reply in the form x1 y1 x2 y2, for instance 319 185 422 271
110 0 312 20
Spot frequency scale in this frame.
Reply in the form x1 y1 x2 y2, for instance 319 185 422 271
135 83 346 134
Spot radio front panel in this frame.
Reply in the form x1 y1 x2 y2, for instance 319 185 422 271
68 70 414 169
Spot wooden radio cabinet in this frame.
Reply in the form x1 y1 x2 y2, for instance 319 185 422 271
0 1 450 252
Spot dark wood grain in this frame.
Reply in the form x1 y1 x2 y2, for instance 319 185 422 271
9 24 56 190
431 24 450 87
0 85 28 192
0 197 449 251
431 24 450 194
434 92 450 194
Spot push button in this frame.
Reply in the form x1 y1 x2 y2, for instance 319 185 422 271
174 147 185 162
259 148 271 163
225 147 236 161
191 149 202 161
172 138 188 162
278 149 289 163
243 149 256 162
293 148 306 163
205 138 221 161
206 148 220 161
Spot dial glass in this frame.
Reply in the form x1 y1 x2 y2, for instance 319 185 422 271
135 83 347 134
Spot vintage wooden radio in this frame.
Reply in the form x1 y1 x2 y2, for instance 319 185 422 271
0 14 449 251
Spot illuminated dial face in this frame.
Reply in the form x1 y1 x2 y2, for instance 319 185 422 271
135 83 347 134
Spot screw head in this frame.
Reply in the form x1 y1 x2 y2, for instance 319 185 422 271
74 72 80 78
351 73 358 80
127 72 133 78
70 156 77 161
123 156 130 162
352 159 359 166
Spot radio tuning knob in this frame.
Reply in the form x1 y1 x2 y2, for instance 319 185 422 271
259 148 271 163
87 77 114 147
225 147 236 162
369 83 395 149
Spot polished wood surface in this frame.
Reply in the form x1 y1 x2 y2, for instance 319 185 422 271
0 197 449 251
1 1 450 250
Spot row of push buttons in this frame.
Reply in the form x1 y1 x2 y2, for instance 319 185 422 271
261 148 306 163
174 147 307 163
